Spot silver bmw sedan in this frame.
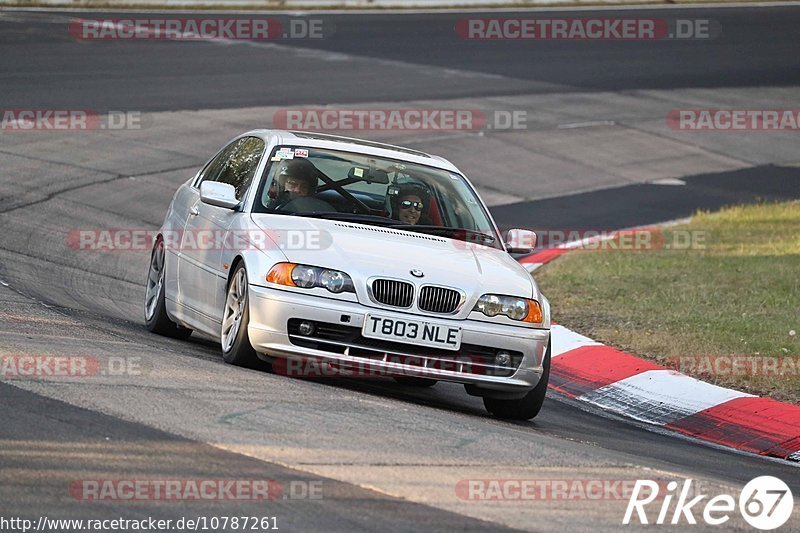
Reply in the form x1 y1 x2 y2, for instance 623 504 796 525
145 130 551 419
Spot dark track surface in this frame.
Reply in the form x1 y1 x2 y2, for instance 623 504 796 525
0 381 510 532
1 6 799 112
492 164 800 231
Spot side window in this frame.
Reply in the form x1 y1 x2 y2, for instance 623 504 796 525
199 137 265 200
216 137 265 200
198 141 238 186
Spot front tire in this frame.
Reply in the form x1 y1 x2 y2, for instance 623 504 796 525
483 340 550 420
144 238 192 340
221 263 259 368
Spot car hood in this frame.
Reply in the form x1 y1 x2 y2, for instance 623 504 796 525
250 214 538 304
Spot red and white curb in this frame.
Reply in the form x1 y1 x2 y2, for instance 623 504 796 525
519 241 584 273
521 241 800 462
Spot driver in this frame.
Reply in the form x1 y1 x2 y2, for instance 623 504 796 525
268 158 334 212
278 159 317 200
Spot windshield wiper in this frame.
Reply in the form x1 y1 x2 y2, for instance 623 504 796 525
392 225 497 244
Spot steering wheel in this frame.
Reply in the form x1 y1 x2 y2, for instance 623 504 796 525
280 196 337 213
314 175 375 215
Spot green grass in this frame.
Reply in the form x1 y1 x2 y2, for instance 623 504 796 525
537 201 800 403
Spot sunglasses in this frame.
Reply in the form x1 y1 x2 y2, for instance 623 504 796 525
400 200 424 211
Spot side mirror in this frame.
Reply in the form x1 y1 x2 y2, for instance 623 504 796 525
505 229 537 254
200 181 239 210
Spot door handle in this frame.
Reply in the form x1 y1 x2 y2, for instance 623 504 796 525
189 205 199 216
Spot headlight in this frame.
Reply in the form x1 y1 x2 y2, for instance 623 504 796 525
319 269 348 293
478 294 502 316
267 263 355 294
473 294 543 323
292 265 317 288
504 298 528 321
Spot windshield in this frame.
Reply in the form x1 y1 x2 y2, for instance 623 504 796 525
252 145 501 248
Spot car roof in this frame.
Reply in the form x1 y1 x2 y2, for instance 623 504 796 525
243 129 461 174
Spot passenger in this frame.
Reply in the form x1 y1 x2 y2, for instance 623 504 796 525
391 184 431 225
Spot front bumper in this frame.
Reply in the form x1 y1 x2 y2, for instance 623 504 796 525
247 285 550 394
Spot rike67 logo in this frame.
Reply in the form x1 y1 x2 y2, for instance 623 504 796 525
624 476 794 530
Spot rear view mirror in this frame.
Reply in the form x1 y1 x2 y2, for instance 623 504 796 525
200 181 239 209
505 229 537 254
348 166 389 184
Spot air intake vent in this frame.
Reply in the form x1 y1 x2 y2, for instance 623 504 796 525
418 286 461 314
371 279 414 308
333 223 447 243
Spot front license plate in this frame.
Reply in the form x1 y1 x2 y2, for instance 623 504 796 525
362 314 462 351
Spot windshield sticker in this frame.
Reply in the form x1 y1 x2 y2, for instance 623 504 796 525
294 148 309 158
353 167 364 178
275 148 294 159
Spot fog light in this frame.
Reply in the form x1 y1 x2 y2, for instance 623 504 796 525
495 351 512 367
298 321 315 336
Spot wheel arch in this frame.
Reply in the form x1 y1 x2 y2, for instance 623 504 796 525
227 255 245 288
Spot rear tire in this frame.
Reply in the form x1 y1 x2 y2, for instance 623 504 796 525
483 340 550 420
221 263 260 368
393 376 437 388
144 238 192 340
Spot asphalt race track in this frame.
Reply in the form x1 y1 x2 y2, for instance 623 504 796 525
3 7 800 111
1 5 799 532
